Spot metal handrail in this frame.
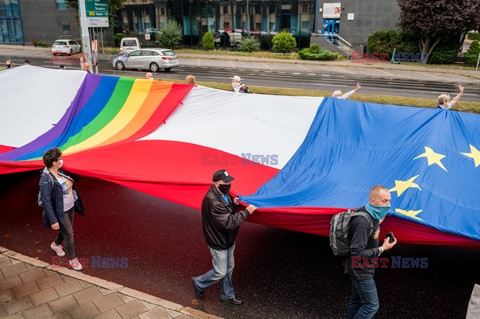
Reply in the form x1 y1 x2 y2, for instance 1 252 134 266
313 32 352 48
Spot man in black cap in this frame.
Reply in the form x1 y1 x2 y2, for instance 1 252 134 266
192 169 256 305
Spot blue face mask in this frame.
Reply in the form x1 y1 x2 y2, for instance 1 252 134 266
365 203 390 220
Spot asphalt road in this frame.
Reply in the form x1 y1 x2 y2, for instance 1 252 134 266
1 172 479 319
5 56 480 102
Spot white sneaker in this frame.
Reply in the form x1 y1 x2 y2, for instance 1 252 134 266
50 242 65 257
69 258 83 271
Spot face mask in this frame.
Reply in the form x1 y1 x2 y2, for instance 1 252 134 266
218 183 231 194
365 203 390 220
58 159 63 169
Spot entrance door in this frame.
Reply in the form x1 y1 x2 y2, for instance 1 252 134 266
280 15 290 32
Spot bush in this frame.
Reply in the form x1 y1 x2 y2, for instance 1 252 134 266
238 36 260 52
367 29 418 59
259 35 273 50
427 43 458 64
467 33 480 41
465 40 480 64
157 20 183 50
202 32 214 50
37 41 48 47
272 32 296 54
298 45 337 60
113 33 125 47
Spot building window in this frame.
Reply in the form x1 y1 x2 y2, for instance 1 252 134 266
301 21 310 32
269 5 275 14
302 4 309 14
160 7 165 15
59 23 71 36
254 5 260 14
255 22 261 30
0 0 24 43
56 0 68 10
223 5 228 14
224 22 230 29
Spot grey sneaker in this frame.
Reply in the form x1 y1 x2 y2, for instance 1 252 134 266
50 242 65 257
69 258 83 271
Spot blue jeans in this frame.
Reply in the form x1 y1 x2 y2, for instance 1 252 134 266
194 243 235 299
54 208 75 259
345 277 379 319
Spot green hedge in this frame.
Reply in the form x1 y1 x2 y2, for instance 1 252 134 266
465 40 480 64
298 44 337 60
367 29 418 59
467 33 480 41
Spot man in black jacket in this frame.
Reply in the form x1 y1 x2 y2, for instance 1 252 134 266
344 185 397 319
192 169 256 305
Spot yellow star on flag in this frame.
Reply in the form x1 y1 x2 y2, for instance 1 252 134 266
395 208 422 220
389 175 422 197
461 144 480 168
414 146 447 171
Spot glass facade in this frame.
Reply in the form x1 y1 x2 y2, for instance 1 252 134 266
0 0 24 43
119 0 316 41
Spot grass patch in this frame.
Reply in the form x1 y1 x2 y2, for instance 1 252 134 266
160 77 480 114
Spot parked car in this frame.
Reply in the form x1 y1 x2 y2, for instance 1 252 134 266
120 37 140 54
52 39 81 55
214 31 243 47
112 48 179 72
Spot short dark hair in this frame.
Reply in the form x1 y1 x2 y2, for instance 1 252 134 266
43 147 62 168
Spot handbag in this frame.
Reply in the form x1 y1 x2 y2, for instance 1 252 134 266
72 188 85 216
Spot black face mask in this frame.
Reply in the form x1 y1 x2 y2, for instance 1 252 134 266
218 183 231 194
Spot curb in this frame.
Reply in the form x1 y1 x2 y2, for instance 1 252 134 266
0 245 219 319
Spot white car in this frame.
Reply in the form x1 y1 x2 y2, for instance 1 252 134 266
52 39 81 56
112 48 179 72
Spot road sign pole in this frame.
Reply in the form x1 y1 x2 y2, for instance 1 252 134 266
79 0 93 73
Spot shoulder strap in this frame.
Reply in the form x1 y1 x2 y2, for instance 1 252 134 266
42 171 55 190
352 210 374 236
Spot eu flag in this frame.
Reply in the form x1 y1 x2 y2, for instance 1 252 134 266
243 98 480 241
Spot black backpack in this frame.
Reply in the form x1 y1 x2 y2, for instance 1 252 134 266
329 208 373 256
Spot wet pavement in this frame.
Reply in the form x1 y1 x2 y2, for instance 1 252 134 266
0 172 479 319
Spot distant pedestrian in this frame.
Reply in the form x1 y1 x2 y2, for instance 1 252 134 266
231 75 249 93
437 85 464 110
24 59 31 65
82 62 91 73
39 148 85 271
145 72 154 81
331 82 362 99
185 74 196 84
59 65 67 70
192 169 256 305
5 59 14 69
344 185 397 319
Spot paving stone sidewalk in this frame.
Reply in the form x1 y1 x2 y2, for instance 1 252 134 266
0 247 220 319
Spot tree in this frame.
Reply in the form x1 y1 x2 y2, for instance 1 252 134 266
397 0 480 61
156 20 183 50
202 32 214 50
465 40 480 65
65 0 126 28
272 32 296 54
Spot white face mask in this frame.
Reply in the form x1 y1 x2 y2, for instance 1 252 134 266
58 159 63 168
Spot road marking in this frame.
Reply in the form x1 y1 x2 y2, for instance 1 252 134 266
333 66 355 75
321 74 331 77
366 69 395 77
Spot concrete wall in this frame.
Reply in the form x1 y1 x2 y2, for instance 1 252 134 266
20 0 80 45
317 0 400 52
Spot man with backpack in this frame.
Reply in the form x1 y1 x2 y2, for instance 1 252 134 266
343 185 397 319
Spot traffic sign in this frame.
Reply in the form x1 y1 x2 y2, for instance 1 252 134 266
85 0 109 27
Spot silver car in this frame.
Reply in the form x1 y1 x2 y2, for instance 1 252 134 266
112 48 179 72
